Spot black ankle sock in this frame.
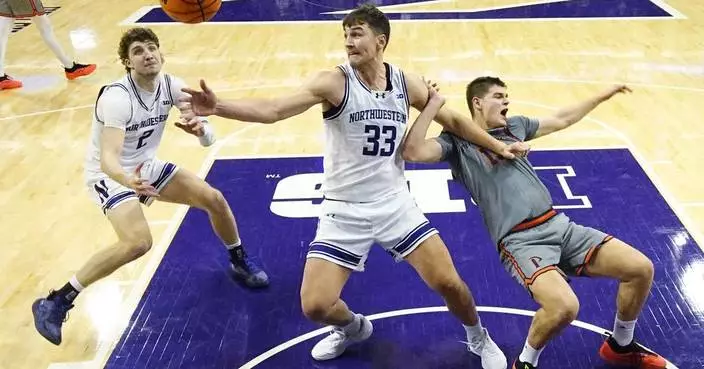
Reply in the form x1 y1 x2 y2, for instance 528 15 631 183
229 246 246 262
52 282 80 303
608 336 633 353
64 62 78 72
0 74 7 81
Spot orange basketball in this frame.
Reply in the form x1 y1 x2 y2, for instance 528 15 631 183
160 0 221 24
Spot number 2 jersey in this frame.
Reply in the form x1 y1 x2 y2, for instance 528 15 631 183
322 62 411 202
84 73 184 184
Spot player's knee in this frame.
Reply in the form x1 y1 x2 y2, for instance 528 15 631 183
630 255 654 283
123 236 153 260
430 274 467 299
202 187 228 212
300 296 331 322
545 294 580 324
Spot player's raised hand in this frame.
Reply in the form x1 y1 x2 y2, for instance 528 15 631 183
603 84 632 99
423 77 445 107
127 163 159 197
174 116 205 137
180 79 218 117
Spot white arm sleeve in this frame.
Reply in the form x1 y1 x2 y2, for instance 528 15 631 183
97 86 132 130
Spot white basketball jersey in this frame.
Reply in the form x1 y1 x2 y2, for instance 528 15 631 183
84 73 180 182
322 62 411 202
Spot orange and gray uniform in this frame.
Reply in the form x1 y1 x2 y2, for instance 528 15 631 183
0 0 44 18
435 116 612 294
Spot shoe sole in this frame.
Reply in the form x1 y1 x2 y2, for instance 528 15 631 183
312 318 373 361
31 299 61 345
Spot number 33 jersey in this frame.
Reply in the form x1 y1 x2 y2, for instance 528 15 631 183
322 62 411 202
84 73 184 183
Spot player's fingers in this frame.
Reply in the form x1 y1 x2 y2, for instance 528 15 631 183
200 79 212 94
180 87 198 97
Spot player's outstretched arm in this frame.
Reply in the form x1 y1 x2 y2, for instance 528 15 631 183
404 72 520 160
401 79 446 163
180 70 339 124
534 84 632 139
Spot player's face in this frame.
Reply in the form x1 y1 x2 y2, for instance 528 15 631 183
475 85 509 127
344 24 384 67
126 41 163 77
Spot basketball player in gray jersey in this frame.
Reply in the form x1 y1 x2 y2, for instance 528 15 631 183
402 77 667 369
180 4 532 368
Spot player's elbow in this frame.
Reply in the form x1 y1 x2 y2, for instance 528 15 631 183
402 144 428 162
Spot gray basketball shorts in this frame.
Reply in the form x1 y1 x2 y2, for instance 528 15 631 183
0 0 45 18
497 210 613 293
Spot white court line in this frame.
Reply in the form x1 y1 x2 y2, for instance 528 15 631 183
650 0 687 19
238 306 679 369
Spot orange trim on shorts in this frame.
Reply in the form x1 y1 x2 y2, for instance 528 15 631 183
511 209 558 232
499 243 528 282
499 243 558 286
576 235 614 276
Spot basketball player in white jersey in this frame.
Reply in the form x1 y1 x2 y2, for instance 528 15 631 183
0 0 96 90
181 5 529 368
31 27 269 346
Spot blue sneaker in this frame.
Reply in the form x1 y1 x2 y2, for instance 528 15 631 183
231 253 269 288
32 292 73 345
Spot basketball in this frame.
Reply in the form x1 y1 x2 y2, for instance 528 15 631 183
160 0 221 24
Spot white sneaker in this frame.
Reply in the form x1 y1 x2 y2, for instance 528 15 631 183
468 328 507 369
311 314 373 361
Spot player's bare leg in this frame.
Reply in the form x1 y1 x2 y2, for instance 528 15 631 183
158 168 268 288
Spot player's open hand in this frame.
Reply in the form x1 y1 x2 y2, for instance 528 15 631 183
180 79 218 117
127 163 159 197
175 116 205 137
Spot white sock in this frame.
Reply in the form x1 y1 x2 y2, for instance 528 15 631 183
69 275 85 292
31 15 73 68
612 316 636 346
463 317 485 347
340 313 361 335
0 16 13 76
225 237 242 249
518 340 545 366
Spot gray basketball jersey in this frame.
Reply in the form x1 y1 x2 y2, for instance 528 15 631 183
436 116 552 243
321 62 410 202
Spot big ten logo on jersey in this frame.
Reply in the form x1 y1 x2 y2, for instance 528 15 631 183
269 166 590 218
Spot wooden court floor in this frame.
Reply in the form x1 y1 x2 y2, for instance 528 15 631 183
1 0 703 368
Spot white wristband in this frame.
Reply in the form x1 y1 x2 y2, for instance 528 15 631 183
198 119 216 147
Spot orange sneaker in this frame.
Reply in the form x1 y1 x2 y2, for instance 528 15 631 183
64 62 97 80
599 336 667 369
0 74 22 90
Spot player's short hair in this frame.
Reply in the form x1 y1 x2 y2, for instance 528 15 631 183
342 3 391 50
466 77 507 116
118 27 160 73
